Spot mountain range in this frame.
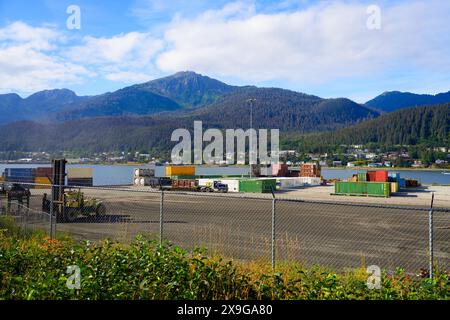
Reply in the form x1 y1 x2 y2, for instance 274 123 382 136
0 71 448 153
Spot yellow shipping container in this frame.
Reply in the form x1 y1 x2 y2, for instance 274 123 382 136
165 166 196 177
68 168 93 179
0 176 4 182
390 182 398 193
34 177 51 189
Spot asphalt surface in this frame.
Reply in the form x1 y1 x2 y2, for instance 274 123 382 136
5 187 450 272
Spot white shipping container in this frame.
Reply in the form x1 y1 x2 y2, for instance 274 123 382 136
134 178 140 186
218 179 240 192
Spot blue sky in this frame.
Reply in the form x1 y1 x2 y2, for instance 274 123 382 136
1 0 450 102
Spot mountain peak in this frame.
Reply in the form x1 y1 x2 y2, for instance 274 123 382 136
140 71 236 108
366 90 450 112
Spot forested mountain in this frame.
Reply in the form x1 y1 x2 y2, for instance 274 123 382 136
136 71 237 108
365 90 450 112
191 87 378 132
56 87 182 121
284 104 449 152
0 72 237 124
56 71 239 121
0 86 379 152
0 89 87 124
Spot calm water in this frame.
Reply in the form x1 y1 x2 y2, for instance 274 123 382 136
0 164 449 186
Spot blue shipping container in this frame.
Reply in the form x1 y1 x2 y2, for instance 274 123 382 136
4 168 35 178
399 178 406 188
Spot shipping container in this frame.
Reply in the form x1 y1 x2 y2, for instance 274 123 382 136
399 178 406 188
239 179 276 193
366 171 377 182
375 171 388 182
166 166 196 177
218 179 240 192
4 168 35 179
272 164 289 177
34 177 51 189
334 181 390 197
300 163 321 177
390 182 399 193
357 171 367 182
68 178 93 187
171 179 198 190
68 168 93 179
35 167 53 178
367 182 390 197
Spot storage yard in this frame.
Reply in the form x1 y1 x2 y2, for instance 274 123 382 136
1 162 449 271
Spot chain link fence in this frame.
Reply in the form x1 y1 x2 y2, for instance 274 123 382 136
1 182 449 275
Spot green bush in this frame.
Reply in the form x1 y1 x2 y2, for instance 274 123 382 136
0 221 448 300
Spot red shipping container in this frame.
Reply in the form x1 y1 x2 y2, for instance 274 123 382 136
367 171 377 182
375 171 388 182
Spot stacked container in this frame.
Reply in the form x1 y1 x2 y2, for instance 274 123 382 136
4 168 35 184
34 167 53 189
367 170 388 182
300 163 321 177
133 168 155 186
67 168 93 187
271 164 289 177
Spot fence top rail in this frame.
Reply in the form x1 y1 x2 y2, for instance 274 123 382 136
5 181 450 213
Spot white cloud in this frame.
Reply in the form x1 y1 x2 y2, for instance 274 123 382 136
0 22 90 94
105 71 153 83
64 31 163 85
156 0 450 84
66 32 163 67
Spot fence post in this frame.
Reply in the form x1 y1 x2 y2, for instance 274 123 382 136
160 189 164 246
428 193 434 279
49 198 54 240
53 203 57 240
271 187 276 272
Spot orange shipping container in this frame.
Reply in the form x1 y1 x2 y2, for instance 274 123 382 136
165 166 196 177
34 177 51 189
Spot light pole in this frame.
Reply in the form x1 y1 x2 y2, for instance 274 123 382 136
247 98 256 178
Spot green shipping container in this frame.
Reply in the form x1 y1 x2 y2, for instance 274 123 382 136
367 182 390 197
239 179 276 193
334 181 390 197
357 171 367 182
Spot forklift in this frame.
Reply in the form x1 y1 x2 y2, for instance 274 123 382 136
42 159 106 222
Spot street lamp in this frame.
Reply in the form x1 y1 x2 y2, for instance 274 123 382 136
247 98 256 178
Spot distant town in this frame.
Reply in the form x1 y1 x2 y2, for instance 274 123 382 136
1 145 449 169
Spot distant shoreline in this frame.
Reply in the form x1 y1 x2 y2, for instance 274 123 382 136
0 162 447 172
323 166 447 171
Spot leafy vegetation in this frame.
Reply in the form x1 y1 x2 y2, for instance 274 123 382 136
1 217 448 300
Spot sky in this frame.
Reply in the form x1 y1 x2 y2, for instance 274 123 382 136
1 0 450 103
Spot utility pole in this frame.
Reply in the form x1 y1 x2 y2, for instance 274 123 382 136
247 98 256 178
